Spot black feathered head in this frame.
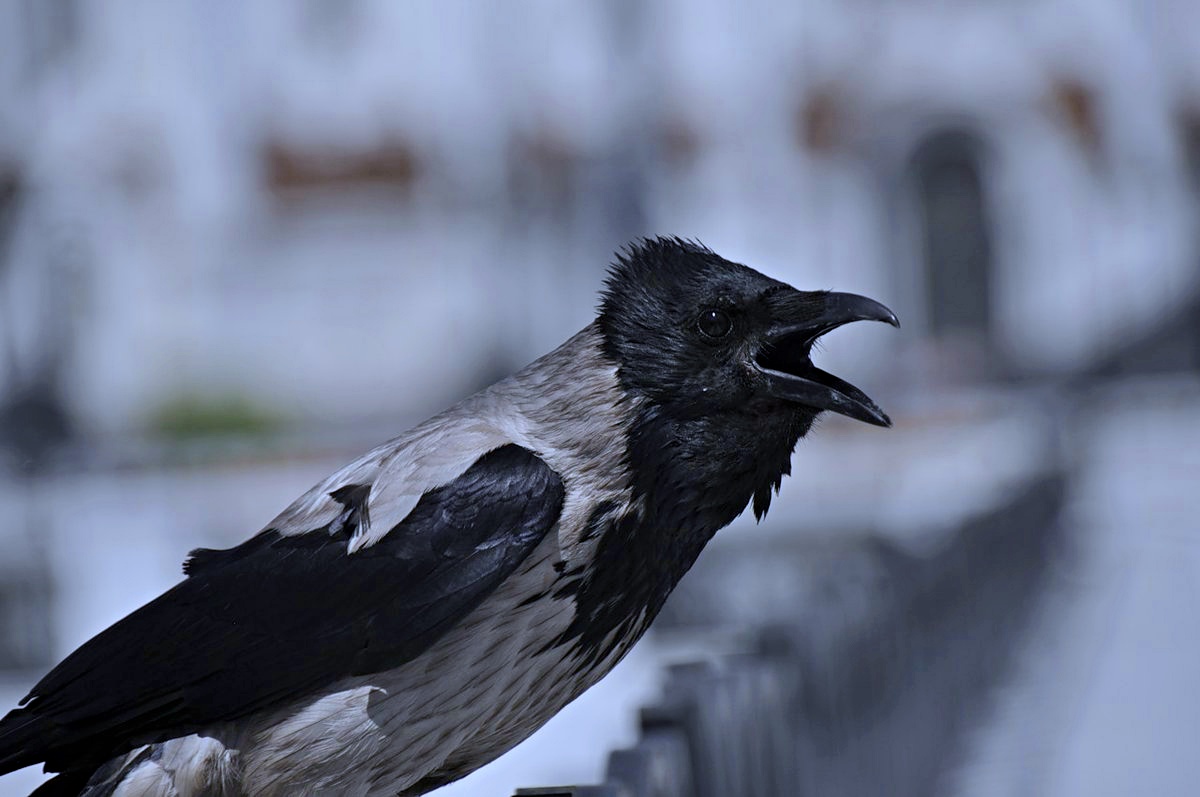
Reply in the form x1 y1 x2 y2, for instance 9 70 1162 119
555 239 899 668
598 236 898 426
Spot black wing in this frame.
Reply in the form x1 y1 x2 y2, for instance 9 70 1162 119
0 444 564 776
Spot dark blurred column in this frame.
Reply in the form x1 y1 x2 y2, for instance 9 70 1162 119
1184 115 1200 373
911 130 994 343
0 180 76 475
904 128 1007 382
1185 115 1200 196
2 1 84 670
0 170 58 671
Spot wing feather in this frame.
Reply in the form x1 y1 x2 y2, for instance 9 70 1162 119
0 444 564 777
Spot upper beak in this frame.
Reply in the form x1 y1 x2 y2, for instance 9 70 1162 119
753 291 899 427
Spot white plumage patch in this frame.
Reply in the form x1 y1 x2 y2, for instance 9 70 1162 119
108 736 237 797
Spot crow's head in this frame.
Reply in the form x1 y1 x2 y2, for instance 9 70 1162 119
598 237 898 432
554 238 899 662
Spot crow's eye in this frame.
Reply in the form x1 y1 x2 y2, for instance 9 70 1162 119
697 308 733 339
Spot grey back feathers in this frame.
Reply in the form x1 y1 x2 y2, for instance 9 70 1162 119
263 324 637 559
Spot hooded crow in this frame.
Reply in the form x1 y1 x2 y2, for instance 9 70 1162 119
0 237 898 796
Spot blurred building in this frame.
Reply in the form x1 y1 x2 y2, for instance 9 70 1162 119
0 1 1198 794
1 0 1197 436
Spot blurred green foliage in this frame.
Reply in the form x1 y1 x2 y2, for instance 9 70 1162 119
149 395 284 440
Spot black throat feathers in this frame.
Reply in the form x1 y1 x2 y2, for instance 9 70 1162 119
548 383 808 671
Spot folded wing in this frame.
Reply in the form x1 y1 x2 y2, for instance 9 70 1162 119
0 444 564 778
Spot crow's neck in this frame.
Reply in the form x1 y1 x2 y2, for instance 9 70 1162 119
551 399 804 671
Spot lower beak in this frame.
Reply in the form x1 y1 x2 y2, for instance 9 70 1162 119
753 292 899 427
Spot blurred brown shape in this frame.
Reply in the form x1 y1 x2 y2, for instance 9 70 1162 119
1049 77 1102 155
797 85 845 154
263 138 422 196
659 116 701 167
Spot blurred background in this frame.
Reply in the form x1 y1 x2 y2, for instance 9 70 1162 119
0 1 1198 795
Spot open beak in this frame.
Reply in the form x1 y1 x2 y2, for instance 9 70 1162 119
753 291 899 427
